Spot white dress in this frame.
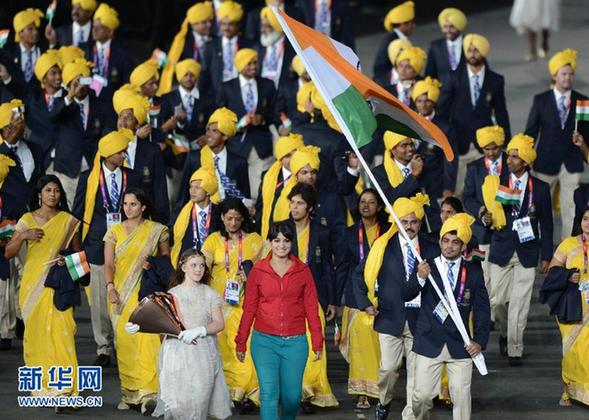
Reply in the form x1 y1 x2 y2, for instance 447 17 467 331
153 283 232 420
510 0 561 34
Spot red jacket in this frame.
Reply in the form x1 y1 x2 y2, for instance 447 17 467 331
235 253 323 352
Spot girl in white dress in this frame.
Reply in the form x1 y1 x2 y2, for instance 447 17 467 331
510 0 561 61
153 249 232 419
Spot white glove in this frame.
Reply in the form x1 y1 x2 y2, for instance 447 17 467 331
178 326 207 344
125 322 140 334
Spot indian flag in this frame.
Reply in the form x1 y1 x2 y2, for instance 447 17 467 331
0 29 9 48
0 219 15 239
272 8 454 156
495 185 520 206
465 248 486 263
151 48 168 68
65 251 90 282
46 0 57 22
576 100 589 122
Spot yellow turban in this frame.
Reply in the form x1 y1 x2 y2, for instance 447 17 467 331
308 86 341 132
387 39 412 66
506 133 537 165
261 6 283 33
113 89 149 125
0 99 24 130
412 77 441 103
208 107 238 138
384 130 411 150
59 45 86 65
384 1 415 32
62 58 92 86
396 46 427 74
94 3 120 30
0 154 16 188
130 60 159 88
548 49 577 76
73 0 98 12
482 175 506 229
98 129 131 157
438 8 467 32
476 125 505 148
463 34 490 57
383 131 414 188
218 0 244 22
296 80 314 113
440 212 474 245
13 8 43 42
187 2 214 24
291 55 305 77
34 50 62 83
234 48 258 72
190 167 218 196
275 133 304 160
290 145 321 175
175 59 201 81
393 192 429 220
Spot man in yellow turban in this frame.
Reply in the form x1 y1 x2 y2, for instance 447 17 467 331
424 8 467 85
374 1 415 82
525 48 588 241
374 38 412 89
185 2 214 63
393 46 426 106
45 0 97 50
243 0 305 42
486 133 553 366
59 45 86 65
12 8 44 86
410 211 491 420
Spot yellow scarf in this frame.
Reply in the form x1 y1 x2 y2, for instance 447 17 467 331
200 145 222 204
82 154 104 240
260 160 282 239
383 152 405 188
171 200 194 268
482 174 507 229
272 175 297 223
297 223 310 263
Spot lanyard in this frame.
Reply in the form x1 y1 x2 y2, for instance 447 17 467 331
191 203 212 246
509 176 533 214
358 222 381 260
583 234 588 274
275 174 290 190
484 158 502 175
93 43 110 75
99 169 127 212
456 259 468 304
224 231 243 274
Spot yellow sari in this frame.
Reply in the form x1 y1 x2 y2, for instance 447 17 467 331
553 236 589 405
202 231 264 403
17 211 80 396
104 220 169 405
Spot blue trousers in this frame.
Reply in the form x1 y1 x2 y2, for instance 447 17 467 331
251 330 308 420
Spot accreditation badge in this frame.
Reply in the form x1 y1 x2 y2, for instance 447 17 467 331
512 216 535 243
106 212 121 230
224 279 240 305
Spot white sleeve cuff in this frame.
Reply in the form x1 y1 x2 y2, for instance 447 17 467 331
417 275 426 287
347 166 360 176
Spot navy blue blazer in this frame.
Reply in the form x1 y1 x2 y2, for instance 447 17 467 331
275 78 311 131
176 203 222 254
438 66 511 155
404 258 491 359
313 187 347 244
295 0 355 49
180 31 214 65
217 76 277 159
54 23 93 54
463 154 509 245
254 40 296 92
488 173 554 268
424 37 466 86
372 32 398 83
354 233 440 336
525 89 589 175
201 36 254 96
89 40 134 103
572 184 589 236
161 89 214 143
5 43 45 94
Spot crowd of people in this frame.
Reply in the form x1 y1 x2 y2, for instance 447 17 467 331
0 0 588 419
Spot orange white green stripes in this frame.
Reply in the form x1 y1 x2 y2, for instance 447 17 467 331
65 251 90 281
495 185 520 205
576 100 589 121
0 29 9 48
46 0 57 22
0 220 15 239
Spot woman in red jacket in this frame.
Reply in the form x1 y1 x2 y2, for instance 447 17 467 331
235 221 323 420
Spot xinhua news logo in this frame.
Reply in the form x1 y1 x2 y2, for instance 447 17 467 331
17 366 103 408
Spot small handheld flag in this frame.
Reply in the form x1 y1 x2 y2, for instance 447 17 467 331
495 185 520 206
0 219 15 239
64 251 91 282
465 248 486 263
151 48 168 69
576 100 589 122
46 0 58 23
0 30 9 48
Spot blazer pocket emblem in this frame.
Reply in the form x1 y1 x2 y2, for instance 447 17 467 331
485 92 493 104
142 166 152 183
315 246 321 262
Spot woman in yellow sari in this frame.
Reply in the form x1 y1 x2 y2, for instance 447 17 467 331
103 187 170 414
5 175 81 405
202 197 264 414
544 208 589 407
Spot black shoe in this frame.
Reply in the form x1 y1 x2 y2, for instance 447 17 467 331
374 402 391 420
301 401 315 414
141 399 156 416
239 399 256 415
509 356 523 366
0 338 12 350
16 318 24 339
499 336 507 356
94 354 110 367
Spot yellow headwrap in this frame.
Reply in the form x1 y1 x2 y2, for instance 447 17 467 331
383 131 414 188
208 107 238 138
440 212 475 245
82 129 133 239
548 49 577 76
198 146 225 204
171 167 218 267
463 34 490 57
411 77 441 103
291 55 305 77
261 6 283 33
59 45 86 66
187 1 214 23
113 88 149 125
34 50 62 83
297 80 314 113
73 0 98 12
13 8 44 42
260 134 305 238
62 58 92 86
93 3 120 30
364 193 430 315
175 59 201 81
387 39 412 66
438 8 467 32
482 175 506 229
396 46 427 74
130 60 159 89
384 1 415 32
506 133 537 165
476 125 505 148
218 0 244 22
0 99 24 130
234 48 258 72
309 86 341 132
0 154 16 188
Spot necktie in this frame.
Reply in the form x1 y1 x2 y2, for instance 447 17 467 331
513 179 522 214
558 95 568 129
402 167 411 178
245 82 255 113
222 41 234 81
76 29 84 46
405 243 415 279
24 50 33 82
448 43 457 70
447 261 456 290
79 103 87 129
185 95 194 122
193 38 201 61
214 156 245 199
492 160 499 175
268 45 278 72
110 173 119 212
98 46 107 76
402 88 411 106
47 95 54 112
472 74 480 107
198 210 208 244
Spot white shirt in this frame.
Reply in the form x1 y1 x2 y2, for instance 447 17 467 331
7 140 34 182
221 36 238 80
399 235 419 276
395 159 412 178
394 28 408 40
72 21 91 45
261 37 285 88
179 85 199 109
96 38 112 51
239 74 258 110
486 154 502 175
194 201 211 236
213 147 228 199
102 162 122 205
446 34 463 70
510 171 529 206
126 137 138 169
440 255 461 289
281 166 292 183
553 87 571 110
19 43 40 73
467 64 485 106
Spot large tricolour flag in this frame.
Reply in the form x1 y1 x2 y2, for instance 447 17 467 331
272 8 454 159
